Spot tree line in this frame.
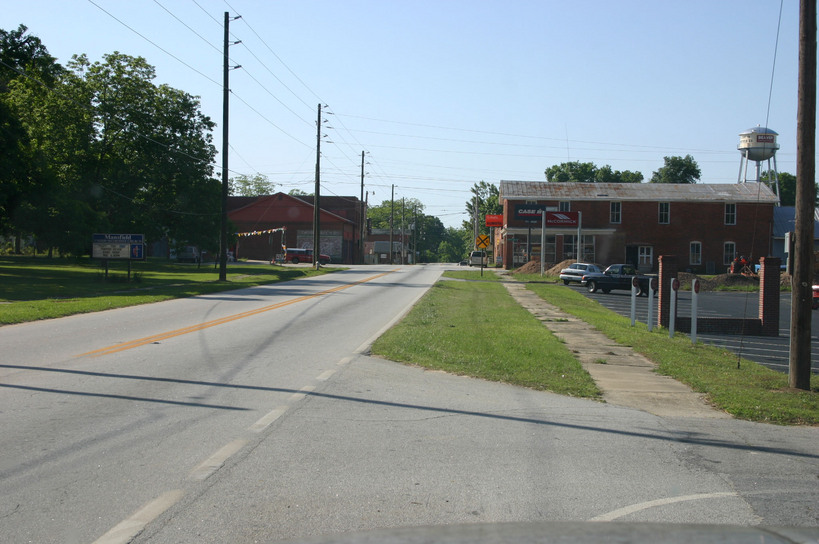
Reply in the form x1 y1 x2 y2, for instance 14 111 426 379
1 25 219 257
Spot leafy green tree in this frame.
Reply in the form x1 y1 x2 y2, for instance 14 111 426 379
545 161 597 183
545 161 643 183
650 155 701 184
759 171 819 207
594 165 643 184
0 25 67 250
463 181 501 236
230 173 276 196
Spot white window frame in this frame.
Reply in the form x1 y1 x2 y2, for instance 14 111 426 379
559 201 571 212
725 203 737 225
658 202 670 224
610 201 621 224
723 241 736 265
638 246 653 268
690 241 702 266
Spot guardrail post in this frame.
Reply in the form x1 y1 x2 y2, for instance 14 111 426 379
691 278 699 344
669 277 679 338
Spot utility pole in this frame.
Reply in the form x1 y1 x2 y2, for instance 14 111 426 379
360 151 365 264
220 12 241 281
390 185 394 264
313 104 322 270
401 197 406 264
789 0 816 390
219 12 230 281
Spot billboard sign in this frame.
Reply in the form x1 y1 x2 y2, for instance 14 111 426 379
485 214 503 227
92 233 145 260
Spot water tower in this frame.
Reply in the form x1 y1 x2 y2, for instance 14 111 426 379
737 126 780 202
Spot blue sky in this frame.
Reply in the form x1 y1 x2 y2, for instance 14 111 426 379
3 1 806 228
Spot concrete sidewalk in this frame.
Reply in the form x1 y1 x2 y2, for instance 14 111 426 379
502 279 731 419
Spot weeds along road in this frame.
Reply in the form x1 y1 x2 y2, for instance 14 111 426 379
0 264 816 543
571 285 819 375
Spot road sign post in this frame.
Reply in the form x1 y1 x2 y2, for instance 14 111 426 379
476 235 490 277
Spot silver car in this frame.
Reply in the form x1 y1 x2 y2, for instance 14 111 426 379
559 262 602 285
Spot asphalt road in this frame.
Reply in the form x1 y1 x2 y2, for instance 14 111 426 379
569 284 819 375
0 265 817 544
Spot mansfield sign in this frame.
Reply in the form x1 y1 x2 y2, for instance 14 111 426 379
92 233 145 260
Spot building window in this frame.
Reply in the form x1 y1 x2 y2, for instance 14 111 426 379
638 246 653 268
690 242 702 265
559 201 571 212
723 242 736 265
610 201 621 224
725 203 736 225
658 202 670 224
564 235 595 262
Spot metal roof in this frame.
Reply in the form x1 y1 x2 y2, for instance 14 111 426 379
772 206 819 238
499 181 780 204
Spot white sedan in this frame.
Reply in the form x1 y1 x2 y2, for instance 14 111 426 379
559 262 602 285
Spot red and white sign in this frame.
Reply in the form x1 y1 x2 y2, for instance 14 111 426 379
485 214 503 227
544 211 579 227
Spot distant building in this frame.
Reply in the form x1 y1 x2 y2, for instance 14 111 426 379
227 193 365 263
498 181 779 273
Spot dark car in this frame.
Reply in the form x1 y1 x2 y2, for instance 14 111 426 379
285 248 330 265
581 264 653 296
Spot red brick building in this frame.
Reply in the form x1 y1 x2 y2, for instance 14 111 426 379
228 193 364 263
498 181 778 272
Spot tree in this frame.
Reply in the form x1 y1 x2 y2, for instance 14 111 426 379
650 155 701 184
463 181 501 235
230 173 276 196
760 171 818 207
545 161 643 183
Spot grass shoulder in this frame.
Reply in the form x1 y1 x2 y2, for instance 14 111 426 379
525 283 817 425
371 275 600 399
0 256 340 324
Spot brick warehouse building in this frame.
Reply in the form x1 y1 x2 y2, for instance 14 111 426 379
497 181 779 272
227 193 364 264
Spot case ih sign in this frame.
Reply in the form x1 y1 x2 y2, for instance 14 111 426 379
514 205 579 226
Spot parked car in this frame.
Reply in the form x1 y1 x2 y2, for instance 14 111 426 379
468 250 487 267
581 264 653 296
285 248 330 265
559 262 602 285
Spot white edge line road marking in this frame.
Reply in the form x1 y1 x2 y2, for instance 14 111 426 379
589 492 739 522
316 369 336 381
248 406 289 433
337 356 353 366
188 439 248 480
92 489 184 544
288 385 315 403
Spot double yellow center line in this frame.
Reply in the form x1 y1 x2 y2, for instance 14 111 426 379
79 271 394 358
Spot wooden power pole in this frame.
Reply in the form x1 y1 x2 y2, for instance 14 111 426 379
789 0 816 390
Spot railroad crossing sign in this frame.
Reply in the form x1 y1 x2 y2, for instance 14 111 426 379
476 234 490 249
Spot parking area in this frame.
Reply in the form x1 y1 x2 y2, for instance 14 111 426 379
569 285 819 375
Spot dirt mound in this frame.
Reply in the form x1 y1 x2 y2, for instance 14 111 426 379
512 258 578 275
677 272 758 291
512 260 547 274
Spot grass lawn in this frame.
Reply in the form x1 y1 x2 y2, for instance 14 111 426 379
0 256 338 324
526 282 818 425
371 277 601 398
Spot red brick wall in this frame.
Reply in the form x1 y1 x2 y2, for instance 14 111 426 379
503 198 774 272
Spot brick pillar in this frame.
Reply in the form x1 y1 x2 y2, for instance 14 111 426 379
503 235 513 269
759 256 781 336
658 255 677 329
